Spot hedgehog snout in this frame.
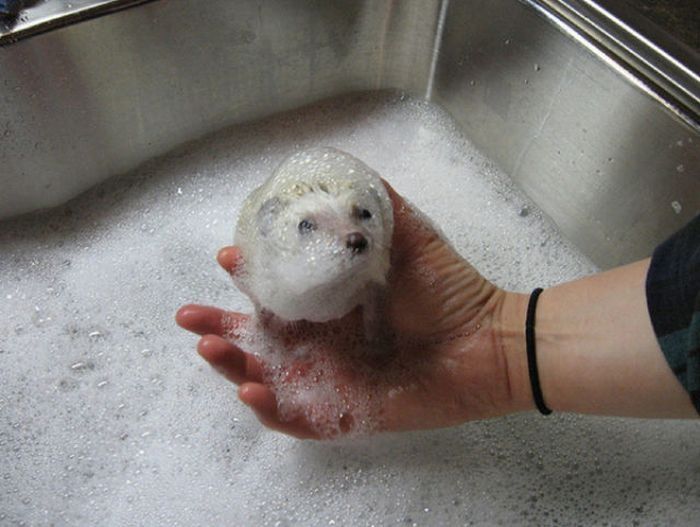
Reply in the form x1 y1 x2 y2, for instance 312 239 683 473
346 232 368 253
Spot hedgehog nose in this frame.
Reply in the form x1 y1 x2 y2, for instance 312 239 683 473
346 232 368 253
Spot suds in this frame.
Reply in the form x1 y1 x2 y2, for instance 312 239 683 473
1 92 696 526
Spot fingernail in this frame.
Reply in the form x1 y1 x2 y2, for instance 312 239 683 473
238 385 252 405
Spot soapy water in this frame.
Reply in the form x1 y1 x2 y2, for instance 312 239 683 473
2 92 699 525
231 313 388 439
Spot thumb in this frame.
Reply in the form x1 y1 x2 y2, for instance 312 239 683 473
382 180 444 264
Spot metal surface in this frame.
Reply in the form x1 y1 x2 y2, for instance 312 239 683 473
432 0 699 267
0 0 440 218
0 0 698 269
535 0 700 127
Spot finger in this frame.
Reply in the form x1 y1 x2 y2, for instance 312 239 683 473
217 246 243 276
175 304 249 338
238 383 320 440
197 335 264 384
382 179 407 214
381 180 441 263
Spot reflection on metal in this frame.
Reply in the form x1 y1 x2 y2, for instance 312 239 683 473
530 0 699 130
0 0 153 44
425 0 450 101
0 0 698 269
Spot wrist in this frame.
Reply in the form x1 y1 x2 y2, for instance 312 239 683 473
497 261 697 419
493 290 537 414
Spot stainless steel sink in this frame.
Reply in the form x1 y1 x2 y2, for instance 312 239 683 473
2 2 700 526
0 0 698 267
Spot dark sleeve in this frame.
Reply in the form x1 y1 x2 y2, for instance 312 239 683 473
645 214 700 414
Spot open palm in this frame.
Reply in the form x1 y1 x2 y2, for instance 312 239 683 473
176 184 518 439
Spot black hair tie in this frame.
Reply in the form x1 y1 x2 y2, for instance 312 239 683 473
526 288 552 415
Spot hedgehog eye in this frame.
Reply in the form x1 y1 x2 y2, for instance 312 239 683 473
298 219 315 234
359 208 372 220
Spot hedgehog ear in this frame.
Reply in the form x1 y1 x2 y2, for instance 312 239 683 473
367 185 388 218
366 184 394 233
257 197 285 236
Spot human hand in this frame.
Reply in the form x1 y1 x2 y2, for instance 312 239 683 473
176 183 529 439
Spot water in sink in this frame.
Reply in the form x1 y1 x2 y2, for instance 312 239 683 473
1 92 696 526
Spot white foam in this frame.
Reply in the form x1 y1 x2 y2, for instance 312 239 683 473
1 92 697 526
